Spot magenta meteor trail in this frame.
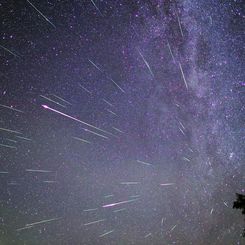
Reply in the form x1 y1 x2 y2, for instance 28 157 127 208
102 198 139 208
41 105 111 136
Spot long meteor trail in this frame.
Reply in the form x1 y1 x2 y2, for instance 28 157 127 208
26 218 60 227
0 44 19 58
27 0 56 28
41 104 111 136
72 136 91 144
26 169 52 173
88 59 103 72
99 230 114 238
160 183 175 186
103 198 139 208
138 49 154 78
136 159 153 166
0 143 17 149
17 217 60 231
179 62 188 90
51 94 72 105
0 127 22 134
0 104 24 113
84 219 106 226
110 78 125 93
40 95 66 108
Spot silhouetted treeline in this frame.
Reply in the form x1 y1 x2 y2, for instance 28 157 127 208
233 193 245 237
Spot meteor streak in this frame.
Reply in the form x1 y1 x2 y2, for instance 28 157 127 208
42 104 111 136
103 99 113 107
27 0 56 28
103 198 139 208
40 95 66 108
82 128 108 139
72 136 91 144
16 136 32 141
88 59 103 72
0 44 19 57
17 217 60 231
160 183 175 186
51 94 72 105
83 208 98 212
78 83 92 94
90 0 103 16
0 143 17 149
0 104 24 113
138 49 154 78
99 230 114 237
179 62 188 90
26 169 52 173
0 127 22 134
110 78 125 93
167 41 175 63
84 219 106 226
136 159 153 166
120 182 139 185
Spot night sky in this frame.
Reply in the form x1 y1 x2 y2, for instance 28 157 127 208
0 0 244 244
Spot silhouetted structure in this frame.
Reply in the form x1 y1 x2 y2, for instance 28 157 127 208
233 193 245 237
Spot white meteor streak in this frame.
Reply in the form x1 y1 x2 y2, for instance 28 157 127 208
113 208 126 213
90 0 103 16
170 224 177 232
42 104 111 136
179 63 188 90
0 44 19 57
106 109 117 116
103 99 113 107
83 208 98 212
136 159 153 166
82 128 108 139
176 11 184 37
84 219 106 226
26 169 52 173
120 182 139 185
144 233 152 238
17 217 60 231
104 194 114 198
88 59 103 72
0 143 17 149
103 198 139 208
138 49 154 78
167 41 175 63
27 0 56 28
0 103 24 113
16 136 32 141
112 127 124 133
78 83 92 94
72 136 91 144
51 94 72 105
160 183 175 186
40 95 66 108
183 157 191 162
0 127 22 134
110 78 125 93
179 127 185 136
99 230 114 238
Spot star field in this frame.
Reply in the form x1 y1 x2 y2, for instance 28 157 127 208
0 0 244 244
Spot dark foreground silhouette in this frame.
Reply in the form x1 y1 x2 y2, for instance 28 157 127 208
233 193 245 237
